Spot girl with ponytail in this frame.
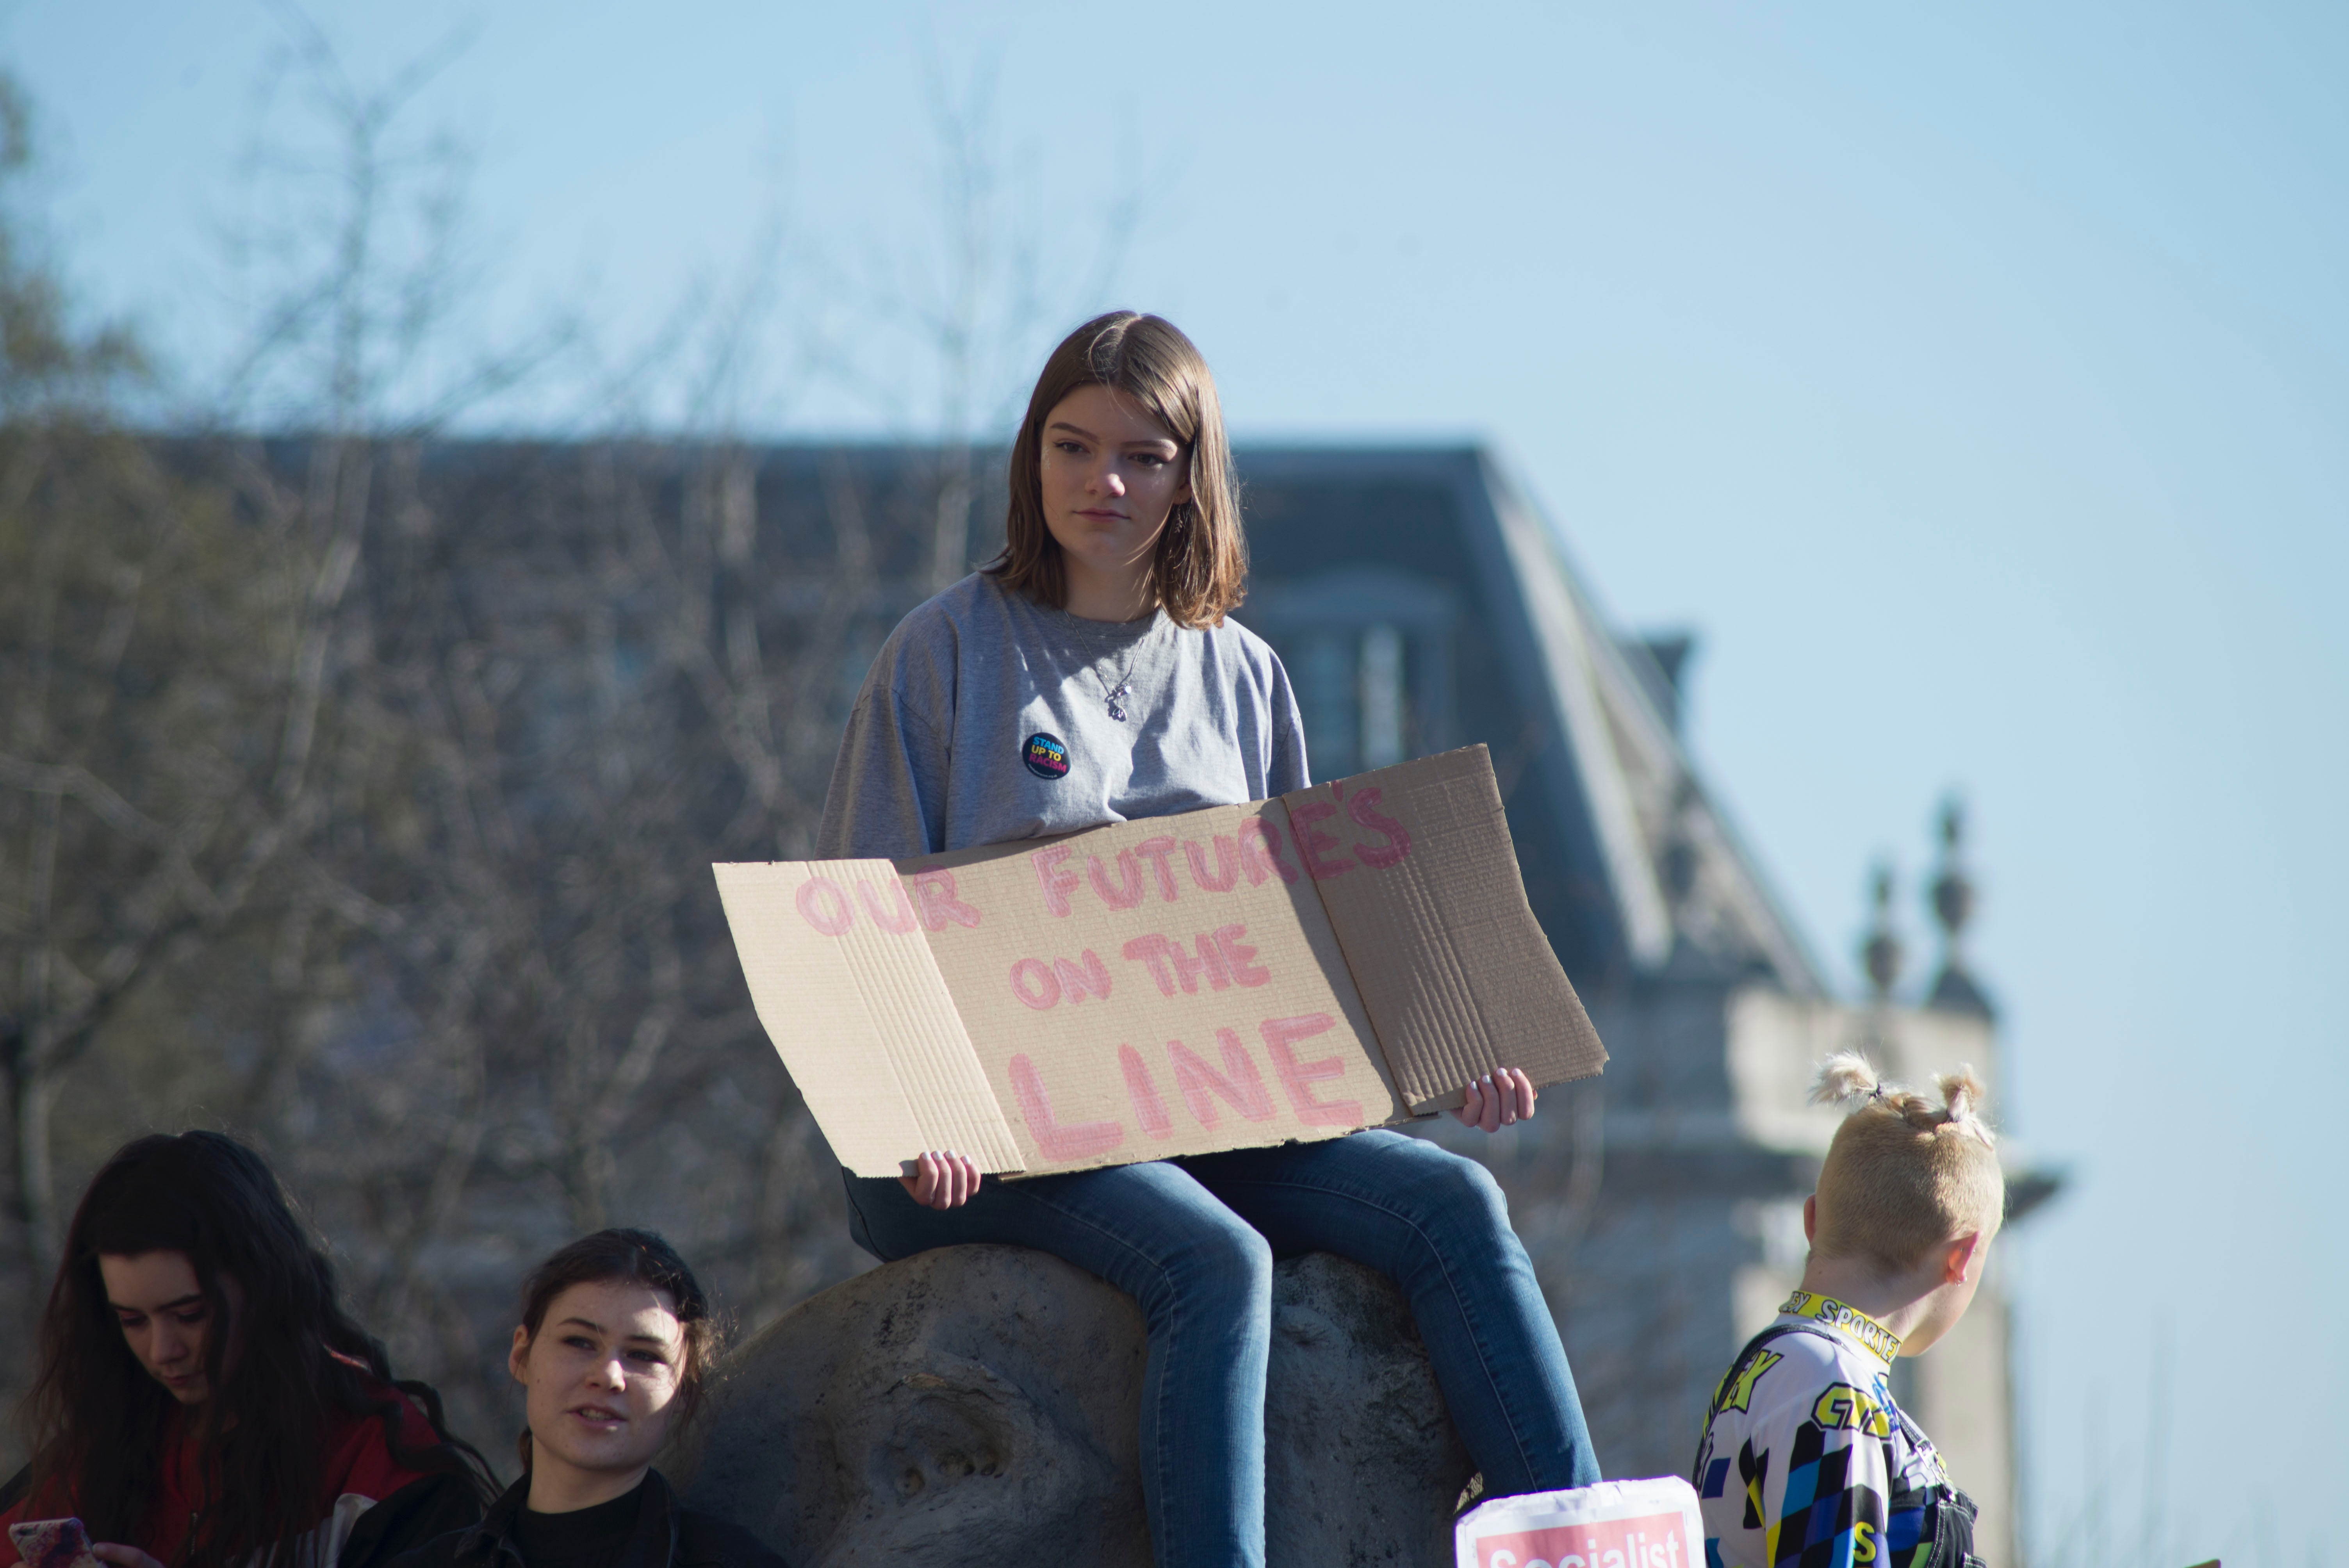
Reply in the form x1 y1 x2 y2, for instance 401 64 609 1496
1691 1055 2005 1568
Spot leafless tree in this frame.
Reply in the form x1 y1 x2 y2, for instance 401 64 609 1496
0 61 365 1314
140 22 889 1442
2 26 1146 1466
815 61 1146 594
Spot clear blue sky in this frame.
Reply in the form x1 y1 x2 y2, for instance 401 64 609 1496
9 4 2345 1563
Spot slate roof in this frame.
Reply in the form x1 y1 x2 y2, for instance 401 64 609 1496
1234 445 1825 1000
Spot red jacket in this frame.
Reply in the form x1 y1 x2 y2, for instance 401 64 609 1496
0 1378 481 1568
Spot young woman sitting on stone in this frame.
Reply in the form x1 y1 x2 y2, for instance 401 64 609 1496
818 310 1604 1568
0 1132 493 1568
389 1229 781 1568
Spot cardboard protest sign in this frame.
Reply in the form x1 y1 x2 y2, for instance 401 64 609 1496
713 745 1606 1179
1455 1477 1705 1568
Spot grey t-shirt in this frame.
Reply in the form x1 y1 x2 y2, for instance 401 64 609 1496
816 572 1310 859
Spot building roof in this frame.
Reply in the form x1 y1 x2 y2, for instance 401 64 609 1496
1232 444 1825 999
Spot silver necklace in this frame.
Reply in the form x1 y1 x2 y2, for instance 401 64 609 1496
1093 622 1157 722
1096 652 1139 722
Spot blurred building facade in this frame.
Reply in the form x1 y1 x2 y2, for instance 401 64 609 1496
714 437 2050 1553
10 435 2044 1545
384 436 2043 1548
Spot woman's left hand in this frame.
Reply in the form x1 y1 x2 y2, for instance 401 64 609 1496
901 1150 981 1210
1449 1069 1538 1132
93 1545 169 1568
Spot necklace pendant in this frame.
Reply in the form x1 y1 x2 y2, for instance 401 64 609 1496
1107 682 1130 722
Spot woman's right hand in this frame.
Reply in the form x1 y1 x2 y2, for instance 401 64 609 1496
93 1545 169 1568
901 1150 981 1210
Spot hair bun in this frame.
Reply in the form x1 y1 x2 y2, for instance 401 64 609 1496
1810 1053 1882 1109
1937 1065 1997 1146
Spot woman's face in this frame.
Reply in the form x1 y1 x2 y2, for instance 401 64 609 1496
510 1279 686 1486
100 1250 241 1405
1037 383 1192 600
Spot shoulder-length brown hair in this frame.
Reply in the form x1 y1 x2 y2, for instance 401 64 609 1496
986 311 1247 628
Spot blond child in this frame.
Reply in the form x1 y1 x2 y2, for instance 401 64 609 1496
1690 1055 2004 1568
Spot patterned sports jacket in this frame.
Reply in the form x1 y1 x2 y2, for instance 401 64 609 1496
1690 1292 1975 1568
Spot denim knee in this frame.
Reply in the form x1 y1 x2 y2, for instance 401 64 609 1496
1139 1206 1274 1324
1415 1146 1514 1237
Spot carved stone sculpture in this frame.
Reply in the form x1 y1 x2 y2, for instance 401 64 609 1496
665 1244 1474 1567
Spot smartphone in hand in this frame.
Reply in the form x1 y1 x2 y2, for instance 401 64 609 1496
9 1518 104 1568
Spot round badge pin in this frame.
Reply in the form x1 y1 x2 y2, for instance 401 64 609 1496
1022 732 1071 780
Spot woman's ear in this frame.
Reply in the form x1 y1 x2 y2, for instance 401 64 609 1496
508 1325 532 1385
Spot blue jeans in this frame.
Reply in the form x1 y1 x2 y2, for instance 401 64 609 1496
842 1130 1600 1568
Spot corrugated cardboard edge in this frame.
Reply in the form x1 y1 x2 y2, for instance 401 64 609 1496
711 861 1026 1179
1282 745 1608 1114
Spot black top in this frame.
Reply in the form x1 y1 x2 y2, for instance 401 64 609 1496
344 1474 495 1568
385 1470 784 1568
509 1479 644 1568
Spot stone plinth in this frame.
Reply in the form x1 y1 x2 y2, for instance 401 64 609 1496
666 1244 1472 1567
